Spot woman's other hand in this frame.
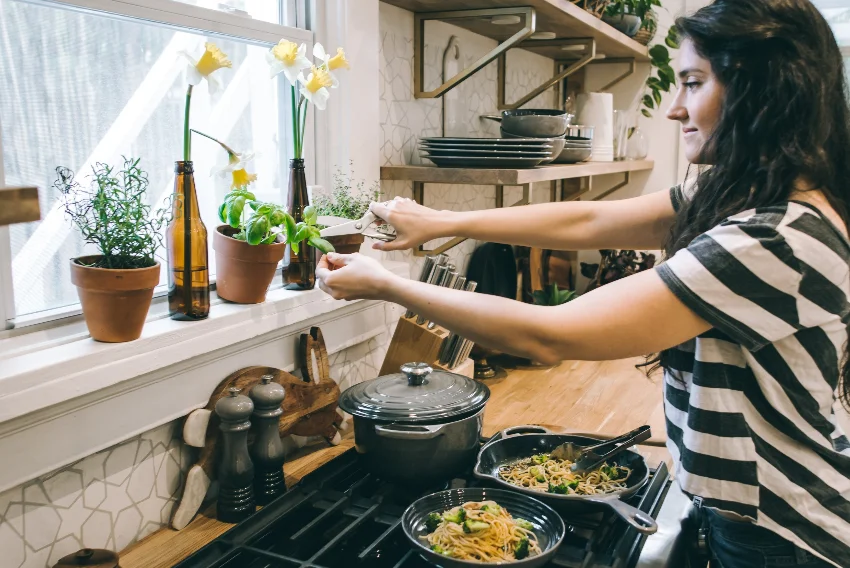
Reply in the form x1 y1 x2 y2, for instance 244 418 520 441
369 197 448 252
316 253 396 301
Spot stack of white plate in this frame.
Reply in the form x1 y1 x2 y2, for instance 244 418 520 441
419 137 555 168
577 93 614 162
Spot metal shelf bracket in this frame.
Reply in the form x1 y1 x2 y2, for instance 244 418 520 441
414 7 536 99
498 38 596 110
412 181 532 257
595 58 638 92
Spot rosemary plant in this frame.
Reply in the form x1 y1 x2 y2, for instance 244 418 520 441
55 157 171 269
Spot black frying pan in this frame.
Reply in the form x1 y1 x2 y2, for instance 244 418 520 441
473 426 658 534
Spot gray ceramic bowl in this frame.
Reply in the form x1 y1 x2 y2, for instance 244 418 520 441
499 109 569 138
540 138 566 164
553 147 593 164
402 488 566 568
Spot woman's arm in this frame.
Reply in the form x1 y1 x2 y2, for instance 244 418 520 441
318 254 710 364
371 188 678 253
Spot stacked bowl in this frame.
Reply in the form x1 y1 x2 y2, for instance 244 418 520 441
496 109 595 164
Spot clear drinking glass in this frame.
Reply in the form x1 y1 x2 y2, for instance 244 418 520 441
613 110 630 161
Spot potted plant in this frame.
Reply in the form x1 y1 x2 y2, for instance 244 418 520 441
603 0 651 36
581 249 656 292
312 166 382 257
56 158 171 342
195 130 334 303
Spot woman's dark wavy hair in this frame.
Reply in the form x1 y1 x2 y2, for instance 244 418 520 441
663 0 850 408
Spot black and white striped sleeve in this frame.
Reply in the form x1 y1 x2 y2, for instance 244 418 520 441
656 214 806 351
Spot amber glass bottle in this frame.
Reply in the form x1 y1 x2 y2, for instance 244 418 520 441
167 161 210 319
282 158 316 290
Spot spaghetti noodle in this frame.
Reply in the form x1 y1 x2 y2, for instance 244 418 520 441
498 454 631 495
422 500 541 562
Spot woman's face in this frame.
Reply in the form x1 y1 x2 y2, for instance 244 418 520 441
666 39 724 164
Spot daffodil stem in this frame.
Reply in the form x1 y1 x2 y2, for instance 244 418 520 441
190 129 237 156
291 85 300 158
299 99 308 157
183 85 193 162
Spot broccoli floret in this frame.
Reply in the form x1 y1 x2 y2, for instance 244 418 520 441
431 544 452 556
514 537 530 559
462 520 491 533
515 518 534 531
529 466 546 482
548 480 579 494
425 512 443 533
442 507 466 524
481 503 501 514
601 465 619 480
531 454 549 464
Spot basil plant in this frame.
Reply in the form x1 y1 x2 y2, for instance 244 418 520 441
219 189 335 254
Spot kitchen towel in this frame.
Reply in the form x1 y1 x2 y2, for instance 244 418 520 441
577 92 614 162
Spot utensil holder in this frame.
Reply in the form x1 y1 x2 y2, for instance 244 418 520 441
380 316 474 378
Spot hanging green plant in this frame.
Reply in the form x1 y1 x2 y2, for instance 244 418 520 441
641 26 680 118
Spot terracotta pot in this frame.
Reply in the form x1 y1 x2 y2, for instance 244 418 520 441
70 255 160 343
316 233 365 270
213 225 286 304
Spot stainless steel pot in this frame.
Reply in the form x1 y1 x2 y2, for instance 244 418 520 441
339 362 490 486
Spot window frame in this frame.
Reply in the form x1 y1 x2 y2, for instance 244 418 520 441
1 0 315 331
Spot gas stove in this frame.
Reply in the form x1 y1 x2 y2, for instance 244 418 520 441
175 448 688 568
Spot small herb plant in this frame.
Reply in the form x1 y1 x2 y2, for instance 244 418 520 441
312 165 381 222
55 157 171 269
219 190 334 254
192 128 334 254
532 284 578 307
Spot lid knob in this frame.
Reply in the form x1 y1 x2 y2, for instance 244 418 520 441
401 362 432 386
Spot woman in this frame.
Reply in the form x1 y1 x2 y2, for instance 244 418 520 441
317 1 850 566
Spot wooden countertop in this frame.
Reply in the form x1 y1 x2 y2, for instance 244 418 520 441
120 356 667 568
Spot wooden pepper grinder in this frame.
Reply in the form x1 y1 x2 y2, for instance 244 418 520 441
215 387 256 523
249 374 286 505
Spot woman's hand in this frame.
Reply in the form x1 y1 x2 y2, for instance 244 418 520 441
369 197 449 252
316 253 397 301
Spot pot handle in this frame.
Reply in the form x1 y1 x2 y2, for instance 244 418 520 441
479 425 553 453
587 496 658 535
499 425 553 439
374 423 445 440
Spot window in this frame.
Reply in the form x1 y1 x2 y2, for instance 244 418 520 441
815 1 850 76
0 0 309 327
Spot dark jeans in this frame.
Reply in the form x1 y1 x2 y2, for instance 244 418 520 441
706 509 835 568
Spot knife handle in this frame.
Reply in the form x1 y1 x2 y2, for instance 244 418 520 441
405 256 436 318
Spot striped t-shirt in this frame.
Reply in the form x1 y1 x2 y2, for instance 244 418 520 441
656 186 850 567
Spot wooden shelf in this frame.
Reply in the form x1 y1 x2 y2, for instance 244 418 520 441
0 186 39 226
381 0 649 61
381 159 654 186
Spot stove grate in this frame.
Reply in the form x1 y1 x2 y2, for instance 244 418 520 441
175 450 670 568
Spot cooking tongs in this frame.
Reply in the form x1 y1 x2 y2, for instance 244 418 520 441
318 210 397 242
551 425 652 475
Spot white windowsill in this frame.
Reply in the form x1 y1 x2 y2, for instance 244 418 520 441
0 260 410 424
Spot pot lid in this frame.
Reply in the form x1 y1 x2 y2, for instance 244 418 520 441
53 549 119 568
339 362 490 423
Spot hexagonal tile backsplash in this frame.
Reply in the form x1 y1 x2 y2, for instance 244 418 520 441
0 303 395 568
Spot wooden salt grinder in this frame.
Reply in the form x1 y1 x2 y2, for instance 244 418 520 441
249 375 286 505
215 387 256 523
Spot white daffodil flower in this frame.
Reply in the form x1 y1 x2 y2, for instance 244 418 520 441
298 66 334 110
179 42 232 95
313 44 350 88
267 39 311 84
212 151 258 190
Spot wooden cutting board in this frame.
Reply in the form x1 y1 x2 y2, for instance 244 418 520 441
171 326 342 530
